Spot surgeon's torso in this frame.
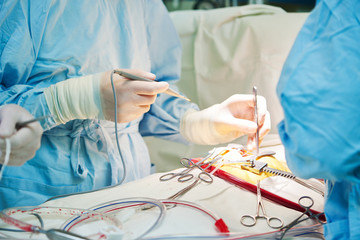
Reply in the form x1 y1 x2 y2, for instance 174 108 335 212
32 0 151 87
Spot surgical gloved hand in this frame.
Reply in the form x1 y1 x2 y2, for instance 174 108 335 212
0 104 43 166
44 69 169 124
180 94 270 150
100 70 169 123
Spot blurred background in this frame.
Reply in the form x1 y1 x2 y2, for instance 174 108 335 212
163 0 315 12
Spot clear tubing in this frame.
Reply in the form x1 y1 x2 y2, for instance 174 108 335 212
62 198 166 240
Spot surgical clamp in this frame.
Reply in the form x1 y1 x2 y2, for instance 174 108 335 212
240 180 283 229
164 150 231 200
159 150 217 182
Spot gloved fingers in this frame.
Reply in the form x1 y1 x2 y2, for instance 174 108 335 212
0 104 43 165
135 94 157 106
117 69 157 81
222 94 253 120
129 80 169 96
246 110 271 151
0 124 42 166
100 69 167 123
246 135 256 152
115 105 152 123
215 117 257 136
222 94 268 124
259 111 271 139
117 80 168 108
0 119 17 137
0 104 32 137
256 95 268 123
7 142 40 166
10 124 42 148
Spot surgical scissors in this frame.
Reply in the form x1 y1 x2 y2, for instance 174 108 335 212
240 180 283 229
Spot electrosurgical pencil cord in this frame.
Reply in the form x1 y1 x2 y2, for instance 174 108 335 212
110 70 127 185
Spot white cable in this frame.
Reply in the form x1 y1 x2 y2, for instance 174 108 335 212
0 138 11 181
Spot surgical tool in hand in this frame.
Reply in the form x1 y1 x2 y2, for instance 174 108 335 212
253 86 259 157
240 180 283 229
15 115 52 130
115 70 191 102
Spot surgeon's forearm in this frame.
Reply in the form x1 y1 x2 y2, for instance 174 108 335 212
0 85 56 130
44 73 104 125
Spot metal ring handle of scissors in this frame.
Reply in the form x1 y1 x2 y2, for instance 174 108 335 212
177 157 214 182
159 167 194 182
177 171 195 182
198 169 213 184
240 213 283 229
279 196 325 240
178 164 214 183
240 180 283 229
160 158 211 182
180 156 211 169
298 196 326 224
180 158 195 168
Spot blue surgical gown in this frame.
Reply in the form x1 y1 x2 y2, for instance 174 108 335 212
277 0 360 239
0 0 198 209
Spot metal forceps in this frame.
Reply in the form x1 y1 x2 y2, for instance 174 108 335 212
240 180 283 229
279 196 326 239
164 150 232 200
253 86 260 157
159 158 212 183
159 150 217 183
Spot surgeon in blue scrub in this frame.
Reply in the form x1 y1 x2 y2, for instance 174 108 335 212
0 0 270 209
277 0 360 239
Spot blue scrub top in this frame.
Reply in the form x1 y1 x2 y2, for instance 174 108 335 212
277 0 360 239
0 0 198 209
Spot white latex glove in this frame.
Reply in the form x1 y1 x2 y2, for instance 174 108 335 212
180 94 270 150
100 69 169 123
0 104 43 166
44 69 169 124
